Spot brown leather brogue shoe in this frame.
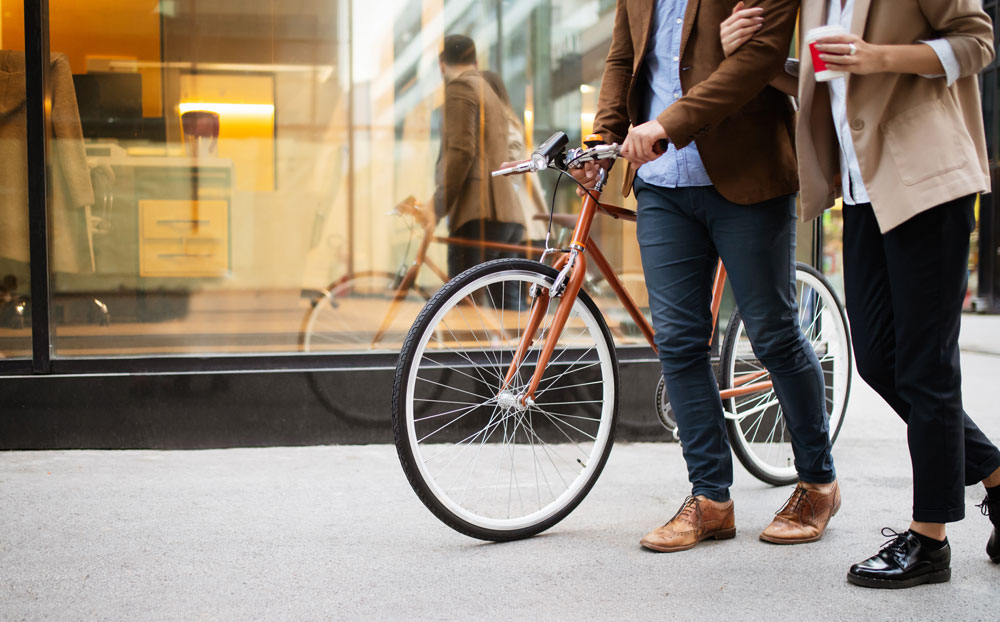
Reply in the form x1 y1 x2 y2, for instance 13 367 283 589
759 480 841 544
640 495 736 553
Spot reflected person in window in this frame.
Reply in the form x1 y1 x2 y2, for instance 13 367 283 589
430 35 525 303
573 0 841 553
480 70 549 248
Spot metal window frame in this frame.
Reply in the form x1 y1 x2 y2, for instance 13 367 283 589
23 0 53 372
976 0 1000 313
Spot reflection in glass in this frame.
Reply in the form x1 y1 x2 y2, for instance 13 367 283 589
9 0 659 358
0 25 32 357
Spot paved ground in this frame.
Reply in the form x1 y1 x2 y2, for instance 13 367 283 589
2 317 1000 620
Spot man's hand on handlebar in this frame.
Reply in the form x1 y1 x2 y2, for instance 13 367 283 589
621 120 668 167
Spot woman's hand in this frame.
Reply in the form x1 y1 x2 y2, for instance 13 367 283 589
814 34 886 75
720 2 764 57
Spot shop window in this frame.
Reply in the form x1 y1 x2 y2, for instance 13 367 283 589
0 9 31 357
2 0 821 358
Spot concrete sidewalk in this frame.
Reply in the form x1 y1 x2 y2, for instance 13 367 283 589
2 332 1000 620
960 313 1000 356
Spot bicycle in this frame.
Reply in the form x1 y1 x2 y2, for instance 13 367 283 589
391 132 852 541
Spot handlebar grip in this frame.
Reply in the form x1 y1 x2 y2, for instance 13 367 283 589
492 159 533 177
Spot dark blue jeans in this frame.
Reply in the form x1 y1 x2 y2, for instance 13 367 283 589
634 179 836 502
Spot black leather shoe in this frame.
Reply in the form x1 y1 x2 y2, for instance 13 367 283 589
847 529 951 589
977 495 1000 563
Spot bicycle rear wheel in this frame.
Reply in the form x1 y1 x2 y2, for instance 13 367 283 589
393 258 619 541
720 263 852 486
303 271 433 425
302 271 429 352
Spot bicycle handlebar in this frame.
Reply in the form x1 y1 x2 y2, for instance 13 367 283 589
392 196 435 229
492 132 668 178
491 142 623 178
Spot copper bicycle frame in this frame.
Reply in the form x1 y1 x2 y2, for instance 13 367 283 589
501 190 775 403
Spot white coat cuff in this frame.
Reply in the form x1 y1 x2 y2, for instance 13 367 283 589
920 39 960 86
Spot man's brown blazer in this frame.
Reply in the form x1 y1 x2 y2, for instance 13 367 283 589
433 69 522 233
593 0 800 205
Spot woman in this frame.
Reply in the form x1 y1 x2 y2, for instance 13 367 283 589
722 0 1000 589
480 70 549 246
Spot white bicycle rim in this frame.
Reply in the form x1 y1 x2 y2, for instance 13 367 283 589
304 273 418 352
404 269 616 532
725 268 850 482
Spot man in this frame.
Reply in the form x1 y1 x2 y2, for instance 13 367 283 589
577 0 840 552
432 35 524 285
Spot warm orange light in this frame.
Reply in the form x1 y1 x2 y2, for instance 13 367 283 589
178 103 275 116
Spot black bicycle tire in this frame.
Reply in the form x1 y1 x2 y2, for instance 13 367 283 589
720 262 852 486
392 258 620 541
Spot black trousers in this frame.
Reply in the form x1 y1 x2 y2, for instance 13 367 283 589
448 219 525 309
843 196 1000 523
447 219 525 278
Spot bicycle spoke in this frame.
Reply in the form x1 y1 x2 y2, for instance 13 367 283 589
416 375 494 402
417 399 495 443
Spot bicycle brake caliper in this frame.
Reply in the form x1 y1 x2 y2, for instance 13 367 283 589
549 249 579 298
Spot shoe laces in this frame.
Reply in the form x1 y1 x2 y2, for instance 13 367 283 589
978 494 1000 526
777 485 814 519
977 495 990 517
667 495 702 527
878 527 911 558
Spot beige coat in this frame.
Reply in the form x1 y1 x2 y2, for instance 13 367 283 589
0 51 94 273
432 69 522 233
796 0 994 232
503 116 548 241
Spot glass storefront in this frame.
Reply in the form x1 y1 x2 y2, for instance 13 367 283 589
2 1 993 449
0 0 672 360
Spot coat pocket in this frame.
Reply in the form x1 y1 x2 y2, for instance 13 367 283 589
881 99 969 186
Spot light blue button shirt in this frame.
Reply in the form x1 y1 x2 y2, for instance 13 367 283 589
636 0 713 188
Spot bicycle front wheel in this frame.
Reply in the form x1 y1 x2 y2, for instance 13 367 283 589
720 263 852 486
392 258 619 541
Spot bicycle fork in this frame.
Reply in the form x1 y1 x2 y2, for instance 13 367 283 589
500 248 589 406
501 170 605 406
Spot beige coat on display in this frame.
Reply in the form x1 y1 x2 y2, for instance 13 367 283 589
0 51 94 274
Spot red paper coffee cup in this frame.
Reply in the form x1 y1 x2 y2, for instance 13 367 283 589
805 24 848 82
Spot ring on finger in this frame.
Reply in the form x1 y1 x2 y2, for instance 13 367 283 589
848 43 857 55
